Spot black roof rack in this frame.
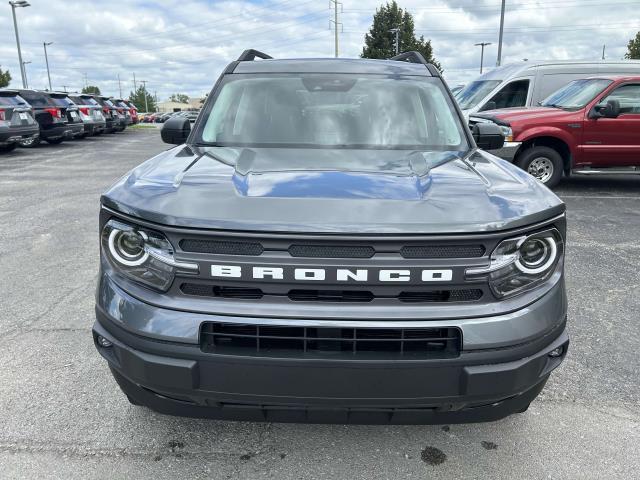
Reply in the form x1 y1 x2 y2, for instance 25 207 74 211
389 51 441 77
237 49 272 61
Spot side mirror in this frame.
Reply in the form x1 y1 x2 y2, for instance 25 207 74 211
161 116 191 145
479 101 497 112
590 99 621 119
472 123 505 150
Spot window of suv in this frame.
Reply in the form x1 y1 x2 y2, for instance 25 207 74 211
49 94 75 107
455 80 501 110
0 93 30 107
18 91 51 107
601 84 640 114
199 74 467 151
480 79 530 111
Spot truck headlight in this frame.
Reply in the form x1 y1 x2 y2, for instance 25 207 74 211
101 219 198 291
499 126 513 142
466 228 563 298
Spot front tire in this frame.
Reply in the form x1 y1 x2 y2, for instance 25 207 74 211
19 136 40 148
516 146 563 188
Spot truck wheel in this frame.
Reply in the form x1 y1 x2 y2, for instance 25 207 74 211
19 136 40 148
0 143 18 153
516 146 563 188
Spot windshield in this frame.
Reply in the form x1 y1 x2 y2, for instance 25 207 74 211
454 80 501 110
541 79 613 110
199 74 468 151
49 95 75 107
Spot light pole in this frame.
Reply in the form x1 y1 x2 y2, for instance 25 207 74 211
43 42 53 91
22 60 31 88
496 0 505 66
389 28 400 55
475 42 491 74
141 80 149 113
9 0 31 88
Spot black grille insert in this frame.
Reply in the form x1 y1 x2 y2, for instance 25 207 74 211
399 289 483 303
288 289 375 302
289 244 375 258
181 283 263 299
200 323 461 359
180 239 264 256
400 245 485 258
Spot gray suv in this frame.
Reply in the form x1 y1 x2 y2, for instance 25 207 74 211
93 50 568 424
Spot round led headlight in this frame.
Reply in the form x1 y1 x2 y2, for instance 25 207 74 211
515 236 557 274
108 229 149 266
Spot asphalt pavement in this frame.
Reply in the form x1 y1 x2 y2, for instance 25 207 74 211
0 129 638 479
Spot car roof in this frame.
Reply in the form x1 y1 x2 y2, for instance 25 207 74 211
232 58 435 76
583 75 640 81
472 60 640 81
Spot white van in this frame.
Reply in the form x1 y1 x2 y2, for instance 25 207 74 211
455 60 640 117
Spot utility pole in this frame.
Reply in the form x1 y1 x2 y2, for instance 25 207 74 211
9 1 30 88
602 44 606 60
43 42 53 91
83 73 88 89
330 0 342 58
61 85 69 93
496 0 505 66
22 60 31 88
389 27 400 55
141 80 149 113
133 72 137 92
117 74 122 98
475 42 491 74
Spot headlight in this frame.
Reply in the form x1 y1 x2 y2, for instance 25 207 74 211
466 228 563 298
101 219 198 291
499 125 513 142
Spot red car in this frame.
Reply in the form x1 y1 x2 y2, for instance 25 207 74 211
471 76 640 187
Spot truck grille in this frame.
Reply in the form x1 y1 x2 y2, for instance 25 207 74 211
200 322 461 359
180 283 483 303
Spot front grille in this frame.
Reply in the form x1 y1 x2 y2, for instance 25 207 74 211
181 283 483 303
400 245 485 258
200 323 461 359
180 283 263 299
180 239 263 256
289 245 375 258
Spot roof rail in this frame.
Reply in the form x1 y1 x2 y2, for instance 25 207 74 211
389 51 441 77
237 49 273 61
389 51 427 65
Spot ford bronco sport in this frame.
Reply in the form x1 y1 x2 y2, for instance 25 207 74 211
93 50 569 424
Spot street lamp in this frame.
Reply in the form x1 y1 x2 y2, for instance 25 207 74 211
9 0 31 89
389 28 400 55
474 42 492 74
22 60 31 89
43 42 53 91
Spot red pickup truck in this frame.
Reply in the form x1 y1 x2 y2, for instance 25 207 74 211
470 76 640 187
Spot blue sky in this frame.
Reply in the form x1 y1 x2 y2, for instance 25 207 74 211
1 0 639 100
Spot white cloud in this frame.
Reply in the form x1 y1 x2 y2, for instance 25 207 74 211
1 0 638 98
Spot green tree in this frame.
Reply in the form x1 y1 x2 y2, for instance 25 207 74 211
129 85 156 112
361 1 442 72
626 32 640 59
169 93 189 103
81 85 101 95
0 66 11 88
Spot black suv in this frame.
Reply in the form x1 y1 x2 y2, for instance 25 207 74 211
0 89 39 152
94 50 568 424
16 90 74 147
47 92 84 139
69 94 107 136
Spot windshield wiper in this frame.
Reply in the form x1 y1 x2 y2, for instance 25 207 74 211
541 103 564 109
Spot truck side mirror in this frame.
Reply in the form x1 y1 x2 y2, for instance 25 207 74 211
590 99 621 119
472 123 505 150
161 116 191 145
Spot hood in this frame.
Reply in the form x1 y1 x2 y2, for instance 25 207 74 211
102 145 564 234
474 106 576 125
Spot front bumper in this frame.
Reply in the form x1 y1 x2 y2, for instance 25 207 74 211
490 141 522 162
93 274 569 424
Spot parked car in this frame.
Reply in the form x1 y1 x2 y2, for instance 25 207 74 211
143 113 158 123
47 92 85 139
69 94 107 136
15 89 74 147
471 75 640 187
124 101 139 124
180 110 199 123
93 49 568 425
455 60 640 118
113 99 133 126
92 96 121 133
0 89 39 152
